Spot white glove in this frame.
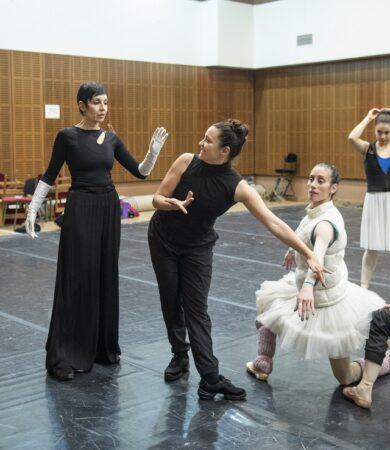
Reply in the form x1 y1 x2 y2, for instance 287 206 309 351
138 127 168 176
25 180 52 239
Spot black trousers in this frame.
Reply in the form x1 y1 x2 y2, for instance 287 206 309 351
46 185 121 372
365 308 390 365
148 224 219 378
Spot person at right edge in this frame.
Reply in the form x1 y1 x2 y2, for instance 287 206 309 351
348 108 390 289
343 305 390 409
148 118 328 401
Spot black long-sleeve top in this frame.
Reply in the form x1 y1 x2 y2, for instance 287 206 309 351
41 127 145 188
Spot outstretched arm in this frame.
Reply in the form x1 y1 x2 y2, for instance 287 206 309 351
348 108 380 155
234 180 328 286
295 220 334 321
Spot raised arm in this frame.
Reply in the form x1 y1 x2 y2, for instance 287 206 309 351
138 127 168 176
348 108 380 155
114 127 168 179
234 180 328 285
152 153 194 214
295 220 334 320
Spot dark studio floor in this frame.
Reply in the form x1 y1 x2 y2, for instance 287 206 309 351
0 204 389 450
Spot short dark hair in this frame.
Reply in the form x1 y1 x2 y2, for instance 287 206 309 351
213 119 249 161
375 109 390 125
77 82 107 115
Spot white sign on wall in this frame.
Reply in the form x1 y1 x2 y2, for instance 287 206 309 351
45 104 60 119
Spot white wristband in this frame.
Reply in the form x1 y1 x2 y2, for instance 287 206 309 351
305 269 317 284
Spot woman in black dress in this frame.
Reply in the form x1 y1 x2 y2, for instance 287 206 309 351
148 118 327 400
26 82 168 381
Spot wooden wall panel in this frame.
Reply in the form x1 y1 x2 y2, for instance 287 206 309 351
11 51 44 181
288 67 310 178
206 68 254 174
0 49 254 185
124 61 152 181
149 63 175 180
255 56 390 181
5 49 390 186
43 53 73 174
0 50 12 179
99 58 126 182
71 56 100 126
254 75 268 174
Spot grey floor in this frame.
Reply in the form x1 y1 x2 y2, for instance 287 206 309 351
0 205 389 450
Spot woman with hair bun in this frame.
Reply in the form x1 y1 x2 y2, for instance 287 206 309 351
148 119 327 401
349 108 390 289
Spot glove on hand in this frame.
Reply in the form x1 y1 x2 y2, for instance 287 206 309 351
25 180 51 239
138 127 168 176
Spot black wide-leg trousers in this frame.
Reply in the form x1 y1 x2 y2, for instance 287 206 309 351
365 308 390 365
46 185 121 372
148 225 219 378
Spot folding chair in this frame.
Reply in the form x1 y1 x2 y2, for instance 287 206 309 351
54 175 71 217
272 153 297 200
0 196 32 228
0 177 27 228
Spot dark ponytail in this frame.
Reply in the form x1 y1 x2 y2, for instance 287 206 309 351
315 163 341 198
213 119 249 161
375 109 390 125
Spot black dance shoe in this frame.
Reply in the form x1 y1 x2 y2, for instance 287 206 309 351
198 375 246 400
47 366 74 381
164 352 189 381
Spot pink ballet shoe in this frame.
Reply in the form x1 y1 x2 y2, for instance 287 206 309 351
342 385 372 409
246 361 269 381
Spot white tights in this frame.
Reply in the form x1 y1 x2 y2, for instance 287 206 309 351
361 249 378 289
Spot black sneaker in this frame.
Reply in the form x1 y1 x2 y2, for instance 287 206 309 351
164 353 189 381
198 375 246 400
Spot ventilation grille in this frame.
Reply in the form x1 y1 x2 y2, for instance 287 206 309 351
297 34 313 46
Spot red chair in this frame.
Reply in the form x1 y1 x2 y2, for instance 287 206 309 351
0 196 32 228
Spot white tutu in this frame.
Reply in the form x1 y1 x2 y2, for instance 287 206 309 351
256 271 385 359
360 192 390 251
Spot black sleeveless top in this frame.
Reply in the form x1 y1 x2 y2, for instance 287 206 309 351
150 154 243 247
364 142 390 192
